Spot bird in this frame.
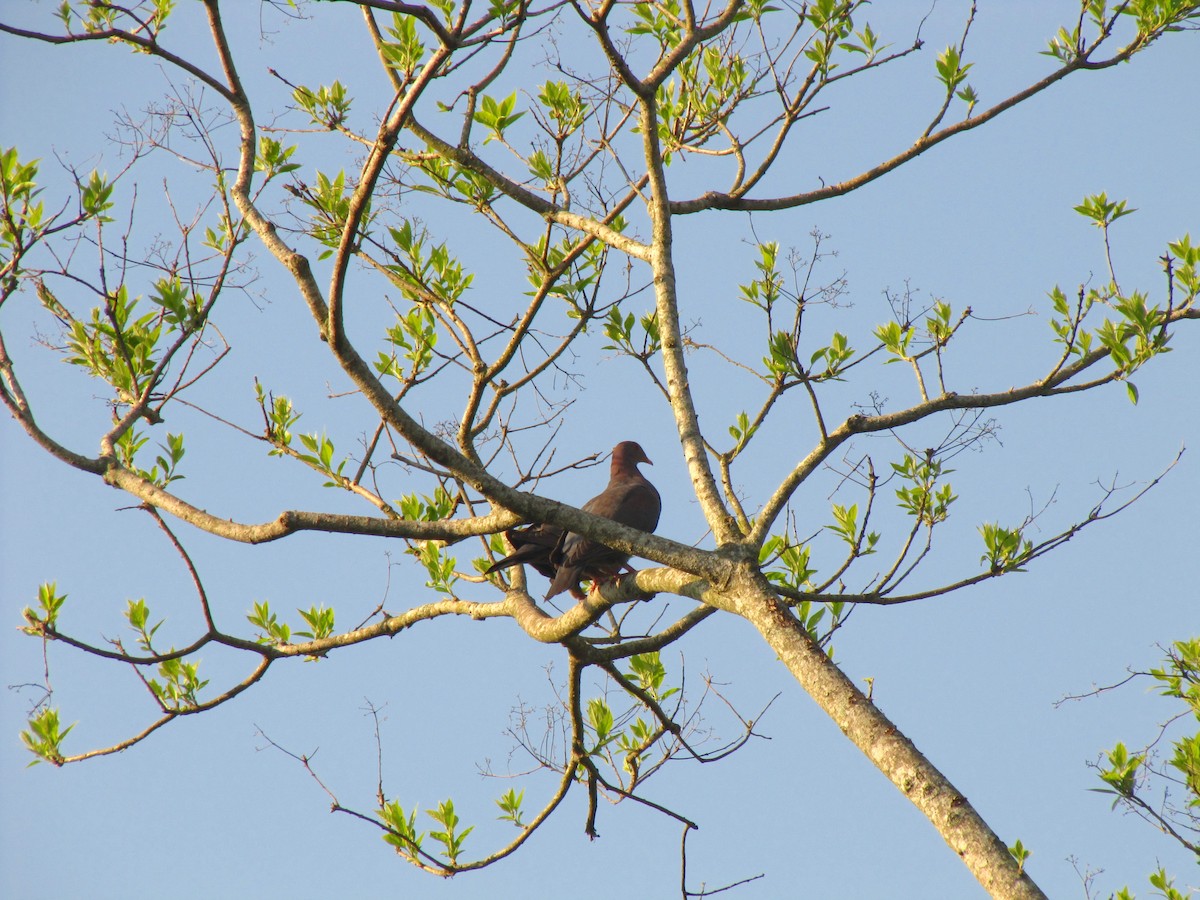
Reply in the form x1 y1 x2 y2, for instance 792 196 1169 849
544 440 661 601
484 522 564 582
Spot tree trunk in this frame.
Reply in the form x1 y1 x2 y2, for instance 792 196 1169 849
735 577 1048 899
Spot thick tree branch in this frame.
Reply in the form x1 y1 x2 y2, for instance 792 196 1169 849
734 574 1048 899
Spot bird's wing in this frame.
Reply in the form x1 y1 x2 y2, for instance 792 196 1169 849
485 523 564 579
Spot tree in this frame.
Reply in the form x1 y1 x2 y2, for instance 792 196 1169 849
1095 640 1200 855
1 1 1198 897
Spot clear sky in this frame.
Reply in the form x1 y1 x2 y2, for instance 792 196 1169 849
1 2 1198 898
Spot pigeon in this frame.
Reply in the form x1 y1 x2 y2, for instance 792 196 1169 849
544 440 662 601
484 522 564 582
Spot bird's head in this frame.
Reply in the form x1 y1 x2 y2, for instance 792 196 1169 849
611 440 653 472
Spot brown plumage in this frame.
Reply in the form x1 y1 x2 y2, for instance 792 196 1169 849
544 441 661 601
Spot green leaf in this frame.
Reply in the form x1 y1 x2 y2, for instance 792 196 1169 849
587 697 614 744
474 91 525 144
295 604 335 640
628 652 669 698
20 707 75 766
380 799 423 858
80 169 114 221
247 600 291 645
1073 191 1136 228
495 787 526 826
934 45 973 91
382 13 426 74
21 582 67 635
1007 838 1031 873
254 136 300 179
978 521 1032 573
293 80 352 128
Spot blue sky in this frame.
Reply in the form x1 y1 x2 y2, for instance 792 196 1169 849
2 2 1198 897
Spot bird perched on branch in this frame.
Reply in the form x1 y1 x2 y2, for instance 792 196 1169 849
545 440 661 600
485 441 662 601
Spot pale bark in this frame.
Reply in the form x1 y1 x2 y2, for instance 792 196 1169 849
730 571 1047 899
